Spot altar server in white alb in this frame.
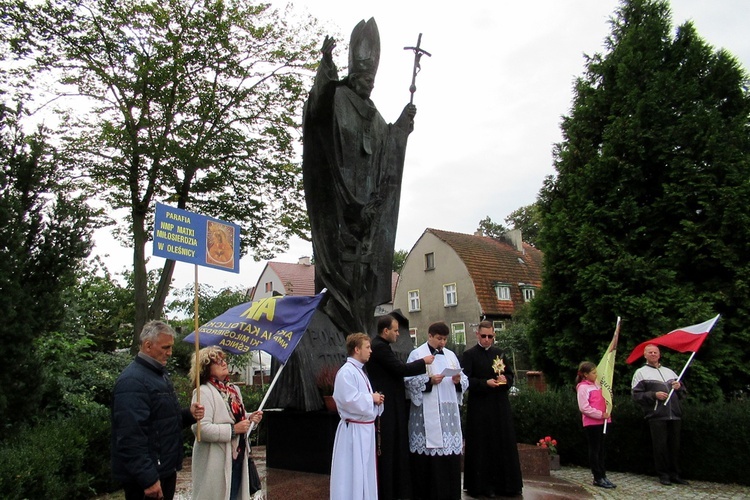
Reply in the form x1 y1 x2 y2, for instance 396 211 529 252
330 333 385 500
405 321 469 500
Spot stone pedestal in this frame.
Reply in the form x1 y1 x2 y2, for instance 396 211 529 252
517 443 551 476
266 409 340 474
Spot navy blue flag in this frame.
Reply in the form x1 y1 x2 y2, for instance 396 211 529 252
184 291 326 363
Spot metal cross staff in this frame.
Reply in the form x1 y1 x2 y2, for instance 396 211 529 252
404 33 432 104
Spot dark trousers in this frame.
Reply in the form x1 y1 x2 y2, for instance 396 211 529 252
410 452 462 500
583 424 607 480
122 472 176 500
229 438 247 500
648 419 681 479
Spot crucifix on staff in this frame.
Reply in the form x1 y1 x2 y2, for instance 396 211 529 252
404 33 432 104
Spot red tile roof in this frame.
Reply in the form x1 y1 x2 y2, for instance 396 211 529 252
268 261 316 296
265 263 399 302
427 228 543 316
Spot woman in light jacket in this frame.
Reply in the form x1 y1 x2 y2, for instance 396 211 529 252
189 346 263 500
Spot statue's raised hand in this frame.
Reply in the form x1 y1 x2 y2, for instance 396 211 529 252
321 36 336 62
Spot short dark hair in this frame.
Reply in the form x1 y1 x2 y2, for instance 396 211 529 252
377 314 396 335
478 320 493 331
428 321 450 337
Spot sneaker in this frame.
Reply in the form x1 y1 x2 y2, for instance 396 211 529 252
593 478 615 489
602 477 617 488
671 476 690 485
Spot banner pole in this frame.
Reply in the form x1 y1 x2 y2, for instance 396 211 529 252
247 360 288 435
660 351 696 407
194 264 201 441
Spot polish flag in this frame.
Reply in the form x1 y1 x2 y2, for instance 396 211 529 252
626 314 720 364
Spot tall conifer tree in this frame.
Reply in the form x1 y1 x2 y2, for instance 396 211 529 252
530 0 750 398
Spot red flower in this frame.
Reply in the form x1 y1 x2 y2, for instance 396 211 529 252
536 436 558 456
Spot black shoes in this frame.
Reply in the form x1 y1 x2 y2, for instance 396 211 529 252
671 476 690 485
593 478 616 489
659 476 673 485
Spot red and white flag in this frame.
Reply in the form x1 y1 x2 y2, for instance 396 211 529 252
626 314 720 364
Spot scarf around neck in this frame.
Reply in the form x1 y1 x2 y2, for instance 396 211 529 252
209 376 244 422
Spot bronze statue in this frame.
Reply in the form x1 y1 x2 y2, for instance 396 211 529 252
303 18 417 334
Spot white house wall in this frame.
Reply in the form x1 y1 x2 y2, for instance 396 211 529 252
394 231 482 347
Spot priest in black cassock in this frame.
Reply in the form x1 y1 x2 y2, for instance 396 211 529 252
367 314 433 500
462 321 523 498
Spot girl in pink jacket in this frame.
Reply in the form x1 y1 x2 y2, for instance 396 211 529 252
576 361 616 489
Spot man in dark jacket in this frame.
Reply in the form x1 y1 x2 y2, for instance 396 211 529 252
366 314 432 500
111 320 204 500
631 344 688 486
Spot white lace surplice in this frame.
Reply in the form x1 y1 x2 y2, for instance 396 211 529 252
405 343 468 455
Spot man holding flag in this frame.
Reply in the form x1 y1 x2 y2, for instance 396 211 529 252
628 314 719 486
631 345 688 486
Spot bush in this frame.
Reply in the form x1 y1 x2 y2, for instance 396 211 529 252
0 406 112 499
509 388 750 485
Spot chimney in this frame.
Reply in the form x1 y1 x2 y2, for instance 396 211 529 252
503 229 524 254
298 256 311 266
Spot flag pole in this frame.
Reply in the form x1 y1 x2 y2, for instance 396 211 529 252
598 316 620 434
660 351 696 407
194 264 201 441
247 360 288 435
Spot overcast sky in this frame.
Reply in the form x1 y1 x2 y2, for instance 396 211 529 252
94 0 750 296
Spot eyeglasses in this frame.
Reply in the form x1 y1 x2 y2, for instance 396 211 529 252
479 334 494 339
212 358 227 365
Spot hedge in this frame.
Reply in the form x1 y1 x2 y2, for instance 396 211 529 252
508 388 750 485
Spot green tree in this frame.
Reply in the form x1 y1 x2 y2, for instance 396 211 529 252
168 283 248 323
476 215 508 239
167 284 248 370
61 257 160 351
529 0 750 399
505 202 541 246
5 0 323 350
0 100 97 423
392 249 408 274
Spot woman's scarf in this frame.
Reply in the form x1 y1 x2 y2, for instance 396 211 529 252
208 376 245 422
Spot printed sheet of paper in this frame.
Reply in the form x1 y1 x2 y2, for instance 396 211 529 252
440 367 462 377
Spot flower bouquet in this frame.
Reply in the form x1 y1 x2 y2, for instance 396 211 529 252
538 436 559 469
537 436 558 456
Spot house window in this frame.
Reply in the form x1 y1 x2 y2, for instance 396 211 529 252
493 321 506 334
444 283 457 307
424 252 435 270
451 322 466 345
408 290 421 312
521 286 536 302
409 328 418 346
264 281 272 293
495 284 511 301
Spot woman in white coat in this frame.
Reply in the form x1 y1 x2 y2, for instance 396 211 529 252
189 346 263 500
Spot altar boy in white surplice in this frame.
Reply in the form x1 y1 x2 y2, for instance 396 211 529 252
405 321 468 500
330 333 385 500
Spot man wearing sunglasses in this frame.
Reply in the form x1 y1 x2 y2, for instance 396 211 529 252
461 321 523 498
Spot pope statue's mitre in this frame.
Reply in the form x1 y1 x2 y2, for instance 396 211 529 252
348 18 380 76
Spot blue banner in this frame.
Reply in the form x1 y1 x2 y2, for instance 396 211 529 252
153 202 240 273
183 291 326 363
